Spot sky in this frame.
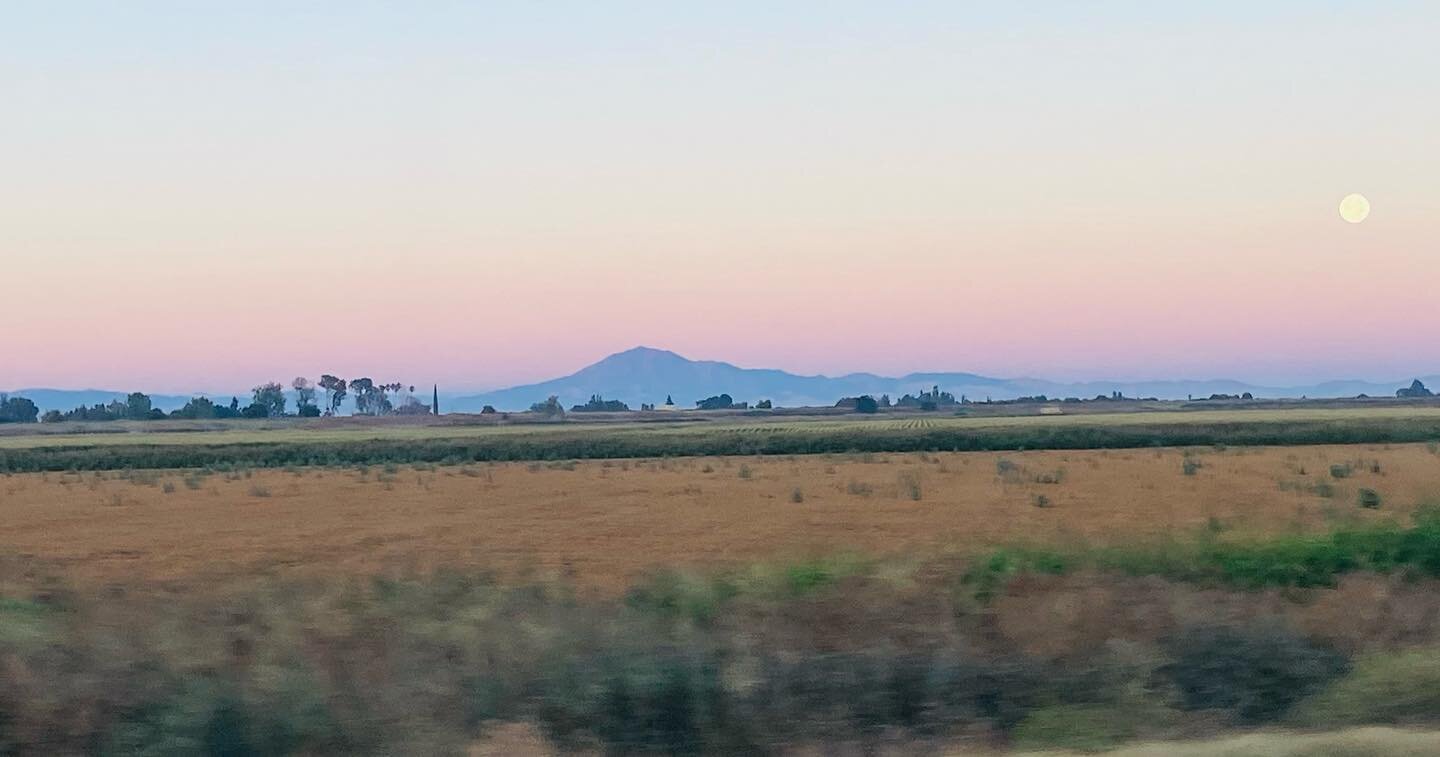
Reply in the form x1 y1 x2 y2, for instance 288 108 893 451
3 1 1438 393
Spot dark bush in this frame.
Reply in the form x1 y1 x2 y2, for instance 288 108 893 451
1162 625 1348 723
0 395 40 424
536 641 729 754
571 395 631 413
695 394 740 411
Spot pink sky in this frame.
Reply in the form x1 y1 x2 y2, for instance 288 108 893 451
6 209 1433 393
3 4 1437 392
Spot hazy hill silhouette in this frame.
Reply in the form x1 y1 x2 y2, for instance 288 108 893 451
446 347 1440 412
11 348 1439 414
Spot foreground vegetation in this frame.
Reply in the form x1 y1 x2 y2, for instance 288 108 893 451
6 408 1440 472
6 512 1440 753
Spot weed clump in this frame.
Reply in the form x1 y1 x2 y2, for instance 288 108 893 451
1031 468 1065 484
897 471 922 501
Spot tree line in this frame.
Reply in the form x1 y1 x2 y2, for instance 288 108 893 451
12 379 1434 426
0 377 434 424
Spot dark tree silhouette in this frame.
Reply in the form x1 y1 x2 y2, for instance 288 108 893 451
249 383 287 418
319 375 348 415
0 394 39 424
293 377 319 416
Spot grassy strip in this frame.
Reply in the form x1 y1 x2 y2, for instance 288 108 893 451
964 509 1440 600
5 414 1440 471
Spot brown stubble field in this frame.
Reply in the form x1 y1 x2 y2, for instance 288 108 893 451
3 443 1440 593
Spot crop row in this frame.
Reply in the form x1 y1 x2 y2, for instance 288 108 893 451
5 414 1440 472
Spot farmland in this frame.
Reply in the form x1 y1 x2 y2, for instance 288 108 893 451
8 417 1440 752
4 442 1440 591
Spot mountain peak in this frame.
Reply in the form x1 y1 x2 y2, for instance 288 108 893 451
579 347 701 380
588 346 695 370
603 346 687 362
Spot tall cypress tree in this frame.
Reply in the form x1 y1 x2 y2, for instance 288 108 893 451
432 384 439 415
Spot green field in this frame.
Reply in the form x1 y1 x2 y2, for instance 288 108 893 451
6 406 1440 472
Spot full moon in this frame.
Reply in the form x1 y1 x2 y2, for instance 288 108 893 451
1339 193 1371 223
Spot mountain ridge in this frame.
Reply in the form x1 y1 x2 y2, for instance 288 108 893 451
445 347 1439 412
9 347 1438 414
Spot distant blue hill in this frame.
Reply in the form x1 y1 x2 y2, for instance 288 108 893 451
9 348 1438 414
445 346 1440 412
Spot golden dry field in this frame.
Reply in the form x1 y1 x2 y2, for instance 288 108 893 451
4 442 1439 592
